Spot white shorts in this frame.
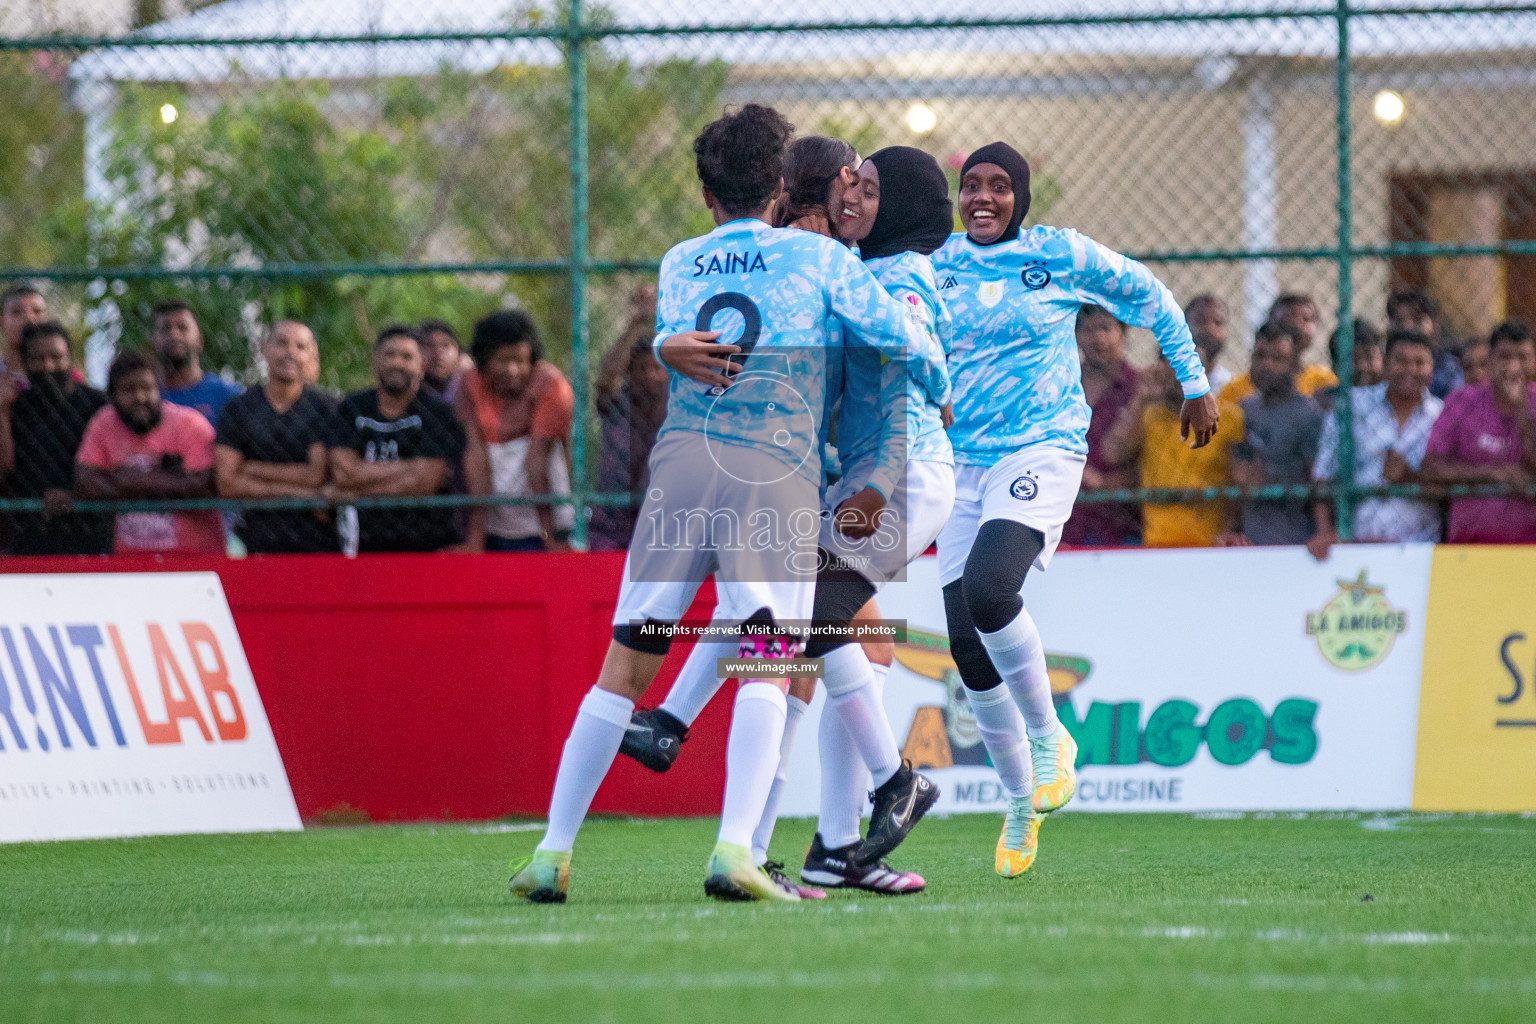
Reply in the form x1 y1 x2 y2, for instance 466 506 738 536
612 432 818 629
819 457 956 588
936 446 1087 587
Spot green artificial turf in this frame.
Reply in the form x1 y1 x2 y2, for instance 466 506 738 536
1 813 1532 1023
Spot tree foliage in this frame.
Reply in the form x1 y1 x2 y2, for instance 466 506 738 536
0 51 82 270
66 42 726 389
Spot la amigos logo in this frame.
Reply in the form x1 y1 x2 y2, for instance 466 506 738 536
0 621 247 754
893 626 1318 770
1305 570 1407 671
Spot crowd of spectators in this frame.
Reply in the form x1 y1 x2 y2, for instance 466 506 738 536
0 277 1532 558
0 282 591 556
1069 288 1536 555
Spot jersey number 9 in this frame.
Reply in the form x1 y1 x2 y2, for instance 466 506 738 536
695 292 761 393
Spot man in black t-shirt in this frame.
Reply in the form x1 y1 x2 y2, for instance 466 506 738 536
215 320 339 554
0 321 111 554
328 324 465 552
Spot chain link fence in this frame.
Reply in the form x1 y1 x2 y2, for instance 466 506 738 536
1 1 1534 553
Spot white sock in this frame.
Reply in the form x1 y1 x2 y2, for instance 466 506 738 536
718 682 787 848
977 607 1060 738
658 640 731 727
817 662 885 850
537 686 634 853
822 644 901 788
751 694 808 863
965 684 1033 800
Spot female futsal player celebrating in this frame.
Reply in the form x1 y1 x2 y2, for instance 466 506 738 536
622 140 957 894
931 142 1218 877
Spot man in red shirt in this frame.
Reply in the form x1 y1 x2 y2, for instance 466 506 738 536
74 350 223 555
457 311 575 552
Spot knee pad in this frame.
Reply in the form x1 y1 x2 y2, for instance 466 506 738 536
804 566 876 658
962 520 1043 634
612 619 674 655
942 581 1002 691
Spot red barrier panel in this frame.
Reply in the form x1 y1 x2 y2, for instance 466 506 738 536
0 554 731 822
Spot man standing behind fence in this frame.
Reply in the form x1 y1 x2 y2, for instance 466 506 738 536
153 301 241 425
74 350 223 555
1220 295 1337 405
1232 323 1323 546
1102 336 1244 547
215 321 339 554
0 321 111 555
1422 326 1536 542
1308 329 1442 560
1387 290 1463 400
420 319 468 401
455 310 575 552
327 324 465 553
1 284 49 382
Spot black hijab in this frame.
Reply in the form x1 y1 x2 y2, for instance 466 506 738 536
960 141 1031 246
858 147 954 261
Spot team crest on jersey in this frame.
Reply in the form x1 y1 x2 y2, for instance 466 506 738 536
903 294 928 326
977 280 1006 308
1009 473 1039 501
1021 263 1051 290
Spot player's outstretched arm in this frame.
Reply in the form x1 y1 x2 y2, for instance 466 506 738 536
1070 231 1209 406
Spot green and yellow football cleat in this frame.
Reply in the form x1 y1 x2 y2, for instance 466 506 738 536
510 849 570 904
1031 723 1078 813
704 842 801 903
996 797 1042 878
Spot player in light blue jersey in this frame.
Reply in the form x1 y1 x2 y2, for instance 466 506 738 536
513 106 948 906
930 142 1219 878
618 137 953 895
796 146 959 888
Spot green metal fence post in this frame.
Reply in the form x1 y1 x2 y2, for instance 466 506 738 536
567 0 591 548
1333 0 1357 541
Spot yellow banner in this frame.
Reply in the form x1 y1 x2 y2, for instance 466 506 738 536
1415 546 1536 811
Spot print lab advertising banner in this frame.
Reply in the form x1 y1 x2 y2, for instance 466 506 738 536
0 573 300 842
779 545 1434 816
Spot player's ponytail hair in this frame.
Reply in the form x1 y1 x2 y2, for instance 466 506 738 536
773 135 857 237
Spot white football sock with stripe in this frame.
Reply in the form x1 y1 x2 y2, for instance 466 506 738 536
964 683 1033 800
817 661 885 850
977 607 1060 738
751 693 808 864
718 682 787 849
538 686 634 853
822 644 901 789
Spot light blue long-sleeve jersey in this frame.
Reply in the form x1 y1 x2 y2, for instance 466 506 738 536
835 252 955 488
654 218 950 489
931 226 1209 465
